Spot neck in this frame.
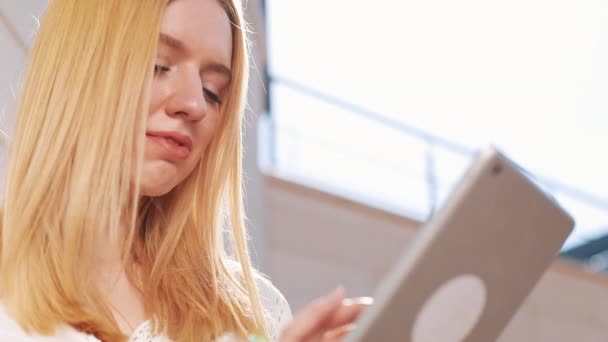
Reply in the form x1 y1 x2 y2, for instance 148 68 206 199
97 257 126 293
94 216 138 291
93 233 149 334
96 256 148 336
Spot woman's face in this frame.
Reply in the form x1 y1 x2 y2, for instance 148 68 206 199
140 0 233 197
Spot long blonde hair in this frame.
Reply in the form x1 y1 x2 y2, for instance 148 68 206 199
0 0 268 341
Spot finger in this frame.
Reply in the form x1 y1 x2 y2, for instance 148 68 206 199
322 324 357 342
323 297 373 329
280 287 345 341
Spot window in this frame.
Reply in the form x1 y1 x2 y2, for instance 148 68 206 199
265 0 608 250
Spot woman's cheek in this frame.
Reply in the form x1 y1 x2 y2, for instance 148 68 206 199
148 81 168 115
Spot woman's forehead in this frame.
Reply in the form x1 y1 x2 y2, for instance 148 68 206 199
160 0 233 65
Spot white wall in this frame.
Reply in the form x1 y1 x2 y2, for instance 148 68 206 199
0 0 45 120
0 1 46 187
261 175 608 341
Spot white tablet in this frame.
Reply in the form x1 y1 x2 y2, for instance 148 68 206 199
346 147 574 342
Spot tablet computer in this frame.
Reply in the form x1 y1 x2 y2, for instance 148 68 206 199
346 147 574 342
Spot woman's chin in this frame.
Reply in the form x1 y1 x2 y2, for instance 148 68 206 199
140 184 173 197
138 161 182 197
139 173 178 197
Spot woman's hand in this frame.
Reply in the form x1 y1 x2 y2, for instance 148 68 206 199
279 287 372 342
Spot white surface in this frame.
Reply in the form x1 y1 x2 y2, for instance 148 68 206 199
0 0 46 45
267 0 608 249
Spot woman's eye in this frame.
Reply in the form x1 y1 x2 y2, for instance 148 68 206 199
153 64 222 105
154 64 171 74
203 88 222 105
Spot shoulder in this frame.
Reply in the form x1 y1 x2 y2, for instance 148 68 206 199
225 260 292 340
256 274 292 342
254 271 292 327
0 304 99 342
0 305 35 341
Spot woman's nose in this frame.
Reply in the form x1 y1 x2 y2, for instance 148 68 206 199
166 70 208 121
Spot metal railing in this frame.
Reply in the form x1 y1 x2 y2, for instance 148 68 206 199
268 74 608 250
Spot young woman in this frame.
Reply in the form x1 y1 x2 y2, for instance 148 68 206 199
0 0 367 341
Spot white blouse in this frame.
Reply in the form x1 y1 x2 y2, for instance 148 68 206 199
0 273 292 342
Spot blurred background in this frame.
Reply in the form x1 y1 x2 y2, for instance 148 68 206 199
1 0 607 340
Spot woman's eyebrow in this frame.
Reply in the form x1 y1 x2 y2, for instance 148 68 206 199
159 32 189 54
203 63 232 81
159 32 232 79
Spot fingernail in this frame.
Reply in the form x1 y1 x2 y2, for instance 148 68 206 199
343 296 374 306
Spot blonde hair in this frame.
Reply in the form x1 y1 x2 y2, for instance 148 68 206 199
0 0 268 341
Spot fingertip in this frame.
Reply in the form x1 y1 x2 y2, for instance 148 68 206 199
320 286 346 313
332 286 345 299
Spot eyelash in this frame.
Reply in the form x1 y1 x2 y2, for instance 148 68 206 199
154 64 223 105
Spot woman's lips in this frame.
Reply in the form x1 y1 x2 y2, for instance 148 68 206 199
146 133 191 160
